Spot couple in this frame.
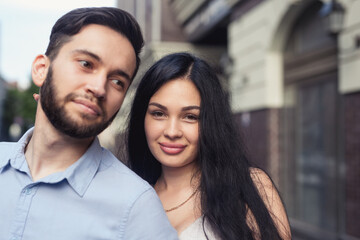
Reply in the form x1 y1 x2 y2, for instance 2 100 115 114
0 7 291 240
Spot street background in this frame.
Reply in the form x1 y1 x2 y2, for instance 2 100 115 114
1 1 359 239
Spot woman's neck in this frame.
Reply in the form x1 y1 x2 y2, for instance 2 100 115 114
155 162 202 233
156 162 199 193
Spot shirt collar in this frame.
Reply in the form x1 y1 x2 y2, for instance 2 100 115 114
36 137 103 197
64 137 103 197
0 127 103 197
0 128 34 172
0 149 11 170
0 157 8 170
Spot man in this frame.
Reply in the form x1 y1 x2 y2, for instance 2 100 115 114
0 7 178 240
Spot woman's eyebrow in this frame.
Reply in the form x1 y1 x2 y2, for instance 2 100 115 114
148 102 167 110
182 106 200 111
148 102 200 111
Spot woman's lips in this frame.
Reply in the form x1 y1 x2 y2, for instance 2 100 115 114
159 142 186 155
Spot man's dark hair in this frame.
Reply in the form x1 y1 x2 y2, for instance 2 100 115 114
45 7 144 79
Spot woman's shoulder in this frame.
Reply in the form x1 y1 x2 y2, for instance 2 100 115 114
249 168 273 188
249 167 292 240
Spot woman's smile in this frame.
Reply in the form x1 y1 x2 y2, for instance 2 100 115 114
159 142 186 155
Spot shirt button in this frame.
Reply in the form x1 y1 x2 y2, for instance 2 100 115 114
23 188 32 195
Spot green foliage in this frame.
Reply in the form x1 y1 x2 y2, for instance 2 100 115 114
3 81 39 133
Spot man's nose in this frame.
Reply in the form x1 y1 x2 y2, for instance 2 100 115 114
85 73 107 100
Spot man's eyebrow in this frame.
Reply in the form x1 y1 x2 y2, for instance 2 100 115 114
110 69 131 83
73 49 131 82
72 49 102 63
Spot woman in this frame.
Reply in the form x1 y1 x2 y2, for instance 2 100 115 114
127 52 291 239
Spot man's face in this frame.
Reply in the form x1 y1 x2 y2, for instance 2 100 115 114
40 24 136 138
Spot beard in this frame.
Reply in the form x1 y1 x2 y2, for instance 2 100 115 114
40 65 118 139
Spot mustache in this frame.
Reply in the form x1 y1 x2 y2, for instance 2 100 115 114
64 93 105 113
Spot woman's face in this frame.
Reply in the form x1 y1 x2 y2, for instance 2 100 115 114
144 78 201 170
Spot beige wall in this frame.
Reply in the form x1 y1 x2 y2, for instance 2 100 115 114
339 0 360 94
228 0 360 112
228 0 293 112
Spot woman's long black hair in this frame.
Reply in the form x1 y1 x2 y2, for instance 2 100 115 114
127 52 285 239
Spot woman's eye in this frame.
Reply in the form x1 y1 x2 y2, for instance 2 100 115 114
79 60 92 69
184 114 199 122
150 111 165 118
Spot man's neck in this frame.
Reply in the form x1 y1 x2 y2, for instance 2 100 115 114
24 119 94 182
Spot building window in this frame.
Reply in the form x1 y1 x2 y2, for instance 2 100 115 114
282 1 341 238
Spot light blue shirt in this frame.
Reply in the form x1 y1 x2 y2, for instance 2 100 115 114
0 128 178 240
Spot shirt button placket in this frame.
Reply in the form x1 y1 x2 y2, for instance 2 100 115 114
9 185 37 240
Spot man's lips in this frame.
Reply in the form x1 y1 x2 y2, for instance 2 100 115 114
159 142 186 155
72 98 102 116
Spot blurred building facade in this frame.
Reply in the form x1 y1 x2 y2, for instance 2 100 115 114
103 0 360 239
0 76 6 140
224 1 359 239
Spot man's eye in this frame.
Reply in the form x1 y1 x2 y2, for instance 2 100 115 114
112 79 124 87
111 79 126 90
79 60 92 69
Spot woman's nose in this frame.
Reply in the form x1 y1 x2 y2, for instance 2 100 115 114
163 118 182 139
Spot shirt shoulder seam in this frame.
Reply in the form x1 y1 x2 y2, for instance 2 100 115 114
117 187 153 239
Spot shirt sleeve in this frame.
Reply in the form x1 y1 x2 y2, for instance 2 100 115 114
123 188 179 240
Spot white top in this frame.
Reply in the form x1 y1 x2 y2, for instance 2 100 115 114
179 216 219 240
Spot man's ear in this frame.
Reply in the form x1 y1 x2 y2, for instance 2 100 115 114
32 54 50 87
